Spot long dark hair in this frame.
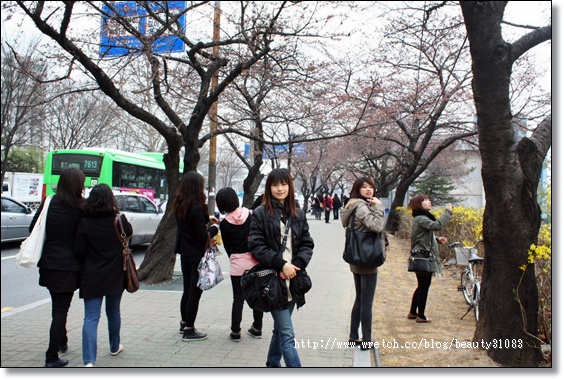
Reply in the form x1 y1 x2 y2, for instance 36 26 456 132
349 177 375 201
263 168 297 218
55 168 85 209
82 184 119 217
174 171 207 220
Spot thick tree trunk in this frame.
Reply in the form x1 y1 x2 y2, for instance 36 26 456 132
137 211 178 284
242 160 264 208
385 182 410 233
137 145 182 284
460 1 546 366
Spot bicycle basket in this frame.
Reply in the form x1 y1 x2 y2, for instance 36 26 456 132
454 247 477 265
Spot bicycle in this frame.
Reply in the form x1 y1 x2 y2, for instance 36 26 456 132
448 239 484 321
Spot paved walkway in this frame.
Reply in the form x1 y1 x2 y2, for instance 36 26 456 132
1 216 375 369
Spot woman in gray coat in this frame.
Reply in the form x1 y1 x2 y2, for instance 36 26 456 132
340 177 385 351
407 194 452 323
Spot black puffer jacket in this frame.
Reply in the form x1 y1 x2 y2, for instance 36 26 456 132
248 201 313 271
248 200 314 308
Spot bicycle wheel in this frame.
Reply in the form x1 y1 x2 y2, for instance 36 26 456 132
473 282 481 322
461 269 473 305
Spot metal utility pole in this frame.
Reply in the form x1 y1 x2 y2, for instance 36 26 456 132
208 1 220 215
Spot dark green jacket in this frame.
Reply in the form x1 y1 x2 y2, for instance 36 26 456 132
411 209 452 273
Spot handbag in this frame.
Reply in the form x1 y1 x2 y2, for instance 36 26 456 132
114 215 140 293
16 196 52 268
241 220 291 312
241 264 283 312
408 249 431 273
197 233 224 290
343 208 386 267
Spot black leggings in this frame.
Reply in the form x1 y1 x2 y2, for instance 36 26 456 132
409 272 433 319
230 275 263 333
46 291 74 362
180 256 203 328
350 272 378 342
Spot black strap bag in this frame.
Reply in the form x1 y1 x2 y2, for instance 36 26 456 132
241 221 291 313
407 249 431 273
343 208 386 267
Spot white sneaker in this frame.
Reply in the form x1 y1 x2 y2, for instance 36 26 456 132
85 363 94 367
110 344 123 356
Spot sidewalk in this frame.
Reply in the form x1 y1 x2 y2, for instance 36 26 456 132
1 216 374 368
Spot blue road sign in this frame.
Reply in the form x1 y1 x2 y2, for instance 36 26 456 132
100 1 186 57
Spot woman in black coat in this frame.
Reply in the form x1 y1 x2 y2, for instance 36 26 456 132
174 172 219 342
30 168 85 368
74 184 133 367
248 169 314 367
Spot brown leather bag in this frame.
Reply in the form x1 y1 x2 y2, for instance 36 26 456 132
114 215 139 293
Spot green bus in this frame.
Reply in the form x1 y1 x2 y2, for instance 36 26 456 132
43 148 183 203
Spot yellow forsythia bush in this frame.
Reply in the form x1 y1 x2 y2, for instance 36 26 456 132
521 222 552 346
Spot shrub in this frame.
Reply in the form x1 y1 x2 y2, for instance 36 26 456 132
519 222 552 348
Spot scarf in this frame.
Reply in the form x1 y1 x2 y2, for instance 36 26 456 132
412 208 436 221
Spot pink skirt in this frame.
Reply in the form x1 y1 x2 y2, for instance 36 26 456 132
230 252 259 276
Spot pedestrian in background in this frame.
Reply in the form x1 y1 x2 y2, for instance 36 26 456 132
332 193 342 220
407 194 452 323
323 194 333 224
340 177 385 351
30 168 85 368
216 187 264 342
313 194 322 220
248 168 314 367
174 171 219 341
74 184 132 367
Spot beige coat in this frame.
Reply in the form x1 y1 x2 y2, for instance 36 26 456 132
340 198 386 274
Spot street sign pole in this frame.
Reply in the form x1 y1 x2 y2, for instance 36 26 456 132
208 1 220 215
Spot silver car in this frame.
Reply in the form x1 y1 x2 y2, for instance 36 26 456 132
113 193 164 246
1 195 36 243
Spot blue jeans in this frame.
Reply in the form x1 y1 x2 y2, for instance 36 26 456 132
82 292 123 365
350 273 378 343
267 301 301 367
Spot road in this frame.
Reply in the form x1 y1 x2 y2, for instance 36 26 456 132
1 242 147 312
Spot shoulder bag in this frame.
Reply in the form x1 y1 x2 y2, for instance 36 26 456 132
407 249 431 273
197 233 224 290
16 196 52 268
241 220 292 313
114 215 140 293
343 207 386 267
